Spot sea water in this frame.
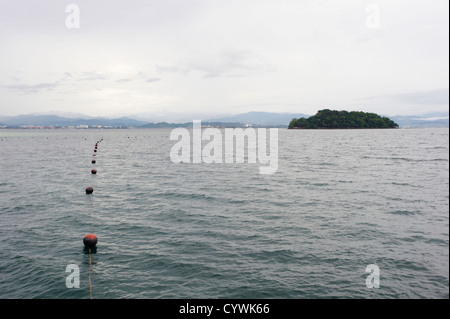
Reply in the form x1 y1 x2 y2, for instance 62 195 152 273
0 128 448 298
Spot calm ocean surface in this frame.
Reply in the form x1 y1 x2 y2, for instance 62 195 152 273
0 127 448 299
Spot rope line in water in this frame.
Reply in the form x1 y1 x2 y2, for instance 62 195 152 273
88 179 94 299
89 194 94 234
84 138 102 299
89 248 93 299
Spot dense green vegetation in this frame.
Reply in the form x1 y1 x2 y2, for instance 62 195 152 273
288 109 399 129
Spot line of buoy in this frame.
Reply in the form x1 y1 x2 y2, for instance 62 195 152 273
83 137 103 299
85 138 102 247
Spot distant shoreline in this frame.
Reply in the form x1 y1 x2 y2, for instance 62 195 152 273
289 127 399 130
0 125 287 130
1 126 448 130
1 111 448 129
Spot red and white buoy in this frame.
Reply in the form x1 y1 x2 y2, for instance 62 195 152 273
83 234 98 247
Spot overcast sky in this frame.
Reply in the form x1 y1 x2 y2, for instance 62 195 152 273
0 0 448 121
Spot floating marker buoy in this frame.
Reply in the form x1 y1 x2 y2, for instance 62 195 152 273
92 159 96 164
91 169 97 174
94 150 97 152
93 154 96 156
86 186 94 194
83 234 98 247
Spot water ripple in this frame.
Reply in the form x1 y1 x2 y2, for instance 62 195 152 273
0 128 448 299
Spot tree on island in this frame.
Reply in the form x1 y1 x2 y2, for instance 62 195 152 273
288 109 399 129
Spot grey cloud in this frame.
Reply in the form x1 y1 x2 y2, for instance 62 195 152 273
392 88 449 105
156 49 274 78
3 72 76 93
115 75 160 83
116 78 132 83
145 77 161 83
363 88 449 105
3 82 59 93
156 64 190 75
78 72 108 81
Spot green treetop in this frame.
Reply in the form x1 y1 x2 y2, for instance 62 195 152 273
288 109 399 129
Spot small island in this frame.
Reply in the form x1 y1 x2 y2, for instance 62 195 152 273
288 109 399 129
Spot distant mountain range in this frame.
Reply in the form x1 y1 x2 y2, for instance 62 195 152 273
139 121 251 128
0 111 448 128
0 115 148 128
388 113 449 128
207 111 310 125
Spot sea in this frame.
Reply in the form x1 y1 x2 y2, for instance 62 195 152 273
0 127 448 299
